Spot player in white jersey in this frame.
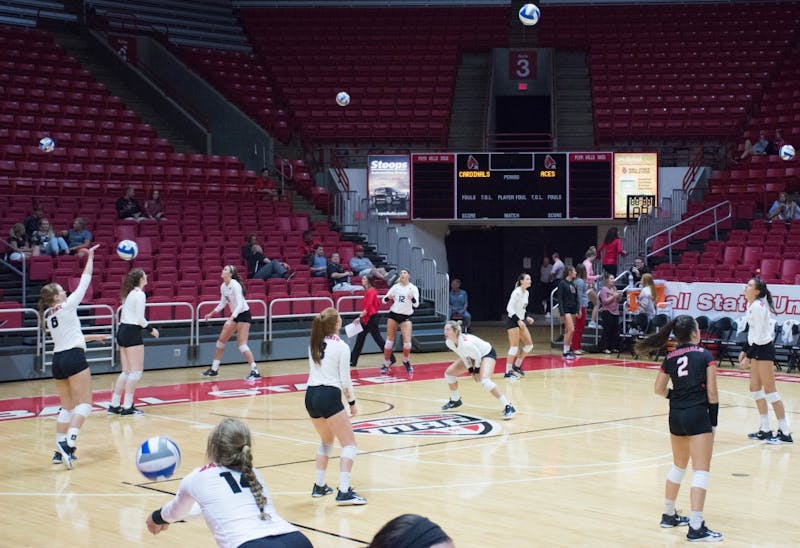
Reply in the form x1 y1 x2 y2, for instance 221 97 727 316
109 268 159 416
441 321 516 419
39 244 109 469
146 418 312 548
381 268 420 375
202 265 261 381
504 273 535 380
305 307 367 505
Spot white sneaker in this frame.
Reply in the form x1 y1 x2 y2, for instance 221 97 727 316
545 313 551 320
587 321 598 328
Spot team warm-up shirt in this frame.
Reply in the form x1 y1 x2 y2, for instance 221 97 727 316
384 282 420 316
160 464 297 548
446 333 492 367
506 286 529 321
661 344 715 409
307 334 353 392
746 297 774 346
213 279 249 319
361 287 380 323
45 273 91 352
120 286 148 328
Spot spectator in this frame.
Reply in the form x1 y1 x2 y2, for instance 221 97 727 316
64 217 92 257
299 230 320 265
767 192 798 223
634 273 657 334
598 227 626 276
766 128 786 156
628 255 651 285
598 273 623 353
573 263 589 355
23 203 45 237
368 514 454 548
143 189 166 221
242 235 293 281
115 186 144 221
350 245 393 282
8 223 34 261
740 130 769 160
257 167 279 200
31 218 68 257
550 252 565 284
538 255 552 316
448 278 471 332
327 252 362 292
310 244 328 278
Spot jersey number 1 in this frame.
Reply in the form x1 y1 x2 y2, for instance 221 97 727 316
220 471 250 493
676 356 689 377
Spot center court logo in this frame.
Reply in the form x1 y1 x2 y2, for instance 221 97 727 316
351 413 497 436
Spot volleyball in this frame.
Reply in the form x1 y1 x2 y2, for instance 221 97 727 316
779 144 795 161
336 91 350 107
38 136 55 153
116 239 138 261
519 4 540 26
136 436 181 481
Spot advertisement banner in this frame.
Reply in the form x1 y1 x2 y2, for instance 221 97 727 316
614 152 658 219
367 155 410 218
662 281 800 323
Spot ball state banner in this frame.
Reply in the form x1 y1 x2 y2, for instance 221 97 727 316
662 281 800 322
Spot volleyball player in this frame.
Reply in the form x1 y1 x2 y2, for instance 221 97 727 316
39 244 109 469
555 266 579 359
202 265 261 381
504 273 534 380
635 315 722 542
441 320 516 419
739 278 793 443
305 308 367 505
108 268 159 416
381 269 419 375
146 418 312 547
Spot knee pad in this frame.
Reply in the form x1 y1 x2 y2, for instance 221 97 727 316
117 371 129 382
751 389 766 401
667 465 686 485
766 392 782 403
481 378 496 392
238 344 251 354
384 339 394 350
317 443 333 457
74 403 92 418
445 374 458 385
691 470 710 490
403 342 412 350
507 346 518 356
522 344 533 353
341 444 358 461
127 370 142 381
215 341 226 349
57 408 73 424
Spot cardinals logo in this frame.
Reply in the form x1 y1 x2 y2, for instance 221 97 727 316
466 155 480 170
544 154 557 170
351 413 498 436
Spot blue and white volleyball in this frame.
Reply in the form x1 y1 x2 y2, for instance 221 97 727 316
136 436 181 481
519 4 540 26
38 136 55 153
116 239 138 261
336 91 350 107
780 144 795 161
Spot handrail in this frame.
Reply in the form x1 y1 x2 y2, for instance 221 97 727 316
41 304 115 373
682 148 704 192
267 296 334 347
195 299 267 347
645 201 732 263
0 236 26 305
482 49 496 151
0 306 41 359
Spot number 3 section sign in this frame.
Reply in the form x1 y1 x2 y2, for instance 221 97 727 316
509 50 537 80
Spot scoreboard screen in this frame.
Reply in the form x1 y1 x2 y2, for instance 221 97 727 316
456 152 567 219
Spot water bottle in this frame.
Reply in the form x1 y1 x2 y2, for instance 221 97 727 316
627 271 634 288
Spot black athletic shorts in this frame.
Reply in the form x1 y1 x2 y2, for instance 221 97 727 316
746 341 775 361
305 385 345 419
116 323 144 347
506 316 525 330
52 347 89 380
668 405 713 436
233 310 252 324
387 311 412 324
238 531 313 548
483 348 497 360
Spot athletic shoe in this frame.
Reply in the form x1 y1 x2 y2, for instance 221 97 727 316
380 365 390 375
390 355 397 365
511 365 525 377
335 487 367 506
120 406 143 416
563 351 577 360
587 320 598 328
56 440 74 470
686 522 723 542
502 404 516 419
403 361 413 374
311 483 333 498
603 349 612 354
503 371 519 381
441 399 463 411
51 447 77 464
107 405 122 414
245 370 262 381
660 512 689 528
201 367 219 377
747 429 773 441
766 429 793 444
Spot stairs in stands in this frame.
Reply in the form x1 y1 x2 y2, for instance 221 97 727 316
553 51 595 149
447 52 492 150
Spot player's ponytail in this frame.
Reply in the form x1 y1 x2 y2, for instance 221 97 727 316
751 277 776 314
240 445 269 520
635 318 675 355
310 307 339 363
38 283 60 324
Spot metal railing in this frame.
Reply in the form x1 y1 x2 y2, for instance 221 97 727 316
0 236 27 305
196 299 268 346
41 304 115 373
0 305 41 357
644 201 733 264
267 297 334 348
622 187 688 270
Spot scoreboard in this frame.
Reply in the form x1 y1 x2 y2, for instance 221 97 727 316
411 151 615 220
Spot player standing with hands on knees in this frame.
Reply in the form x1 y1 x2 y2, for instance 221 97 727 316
202 265 261 381
305 308 367 505
381 269 419 375
636 315 722 542
504 273 535 380
441 320 516 419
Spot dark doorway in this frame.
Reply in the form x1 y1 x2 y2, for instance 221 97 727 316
495 96 551 135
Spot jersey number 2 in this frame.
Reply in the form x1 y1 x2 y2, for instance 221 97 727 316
220 471 250 493
676 356 689 377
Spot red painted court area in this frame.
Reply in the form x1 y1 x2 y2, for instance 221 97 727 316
1 355 796 421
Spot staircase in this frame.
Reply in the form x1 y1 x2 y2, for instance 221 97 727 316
553 51 595 149
447 52 492 150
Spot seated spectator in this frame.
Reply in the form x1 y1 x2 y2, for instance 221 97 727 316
64 217 92 256
740 130 769 160
299 230 320 265
767 192 798 223
257 167 279 200
31 218 68 256
327 252 362 292
628 256 651 285
23 203 45 237
143 189 166 221
766 128 786 156
349 245 393 281
309 244 328 277
115 186 144 221
633 273 657 334
242 234 292 280
448 278 471 332
8 223 34 261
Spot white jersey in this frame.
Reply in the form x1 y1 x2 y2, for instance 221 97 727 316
446 333 492 366
45 273 91 353
214 279 249 319
120 286 147 327
506 286 529 320
384 282 420 316
746 298 774 346
307 335 353 392
160 464 297 548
